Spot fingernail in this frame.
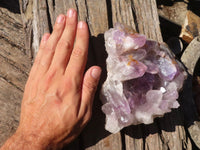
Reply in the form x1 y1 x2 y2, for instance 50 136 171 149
56 15 65 23
67 9 74 18
78 21 84 29
91 68 101 79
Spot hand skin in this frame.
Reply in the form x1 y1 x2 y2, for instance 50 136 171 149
0 9 101 150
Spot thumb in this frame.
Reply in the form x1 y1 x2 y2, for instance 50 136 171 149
78 66 101 118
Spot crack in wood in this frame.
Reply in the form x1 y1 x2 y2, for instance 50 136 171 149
106 0 113 28
0 76 24 93
0 53 29 77
0 36 26 52
130 1 139 33
52 0 55 8
0 9 22 25
75 0 79 16
84 0 89 25
46 0 53 33
121 130 126 150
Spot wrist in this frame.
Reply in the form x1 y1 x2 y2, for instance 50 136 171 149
16 129 48 150
14 128 63 150
1 130 47 150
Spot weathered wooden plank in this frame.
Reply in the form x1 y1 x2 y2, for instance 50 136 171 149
63 0 77 15
76 0 88 22
0 77 23 147
144 124 165 150
0 3 32 147
158 110 193 150
0 39 31 74
111 0 136 30
54 0 64 19
38 0 50 36
0 7 31 74
157 1 187 26
124 125 144 150
0 8 25 49
0 8 29 92
0 55 28 91
181 36 200 75
85 0 109 36
19 0 33 57
131 0 163 42
47 0 55 26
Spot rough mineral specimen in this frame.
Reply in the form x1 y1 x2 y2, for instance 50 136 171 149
101 23 187 133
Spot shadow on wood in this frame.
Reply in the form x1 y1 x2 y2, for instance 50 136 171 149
123 109 184 139
0 0 20 14
156 0 187 7
80 34 111 149
188 0 200 17
193 58 200 116
159 16 182 42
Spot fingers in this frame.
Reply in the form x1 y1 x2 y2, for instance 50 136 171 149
78 66 101 118
49 9 78 74
38 14 66 74
65 21 89 80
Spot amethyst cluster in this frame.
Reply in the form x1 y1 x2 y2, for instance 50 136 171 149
101 23 187 133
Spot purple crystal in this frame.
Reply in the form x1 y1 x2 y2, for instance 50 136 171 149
101 23 187 133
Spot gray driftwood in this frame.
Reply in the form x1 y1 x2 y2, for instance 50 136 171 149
0 0 199 149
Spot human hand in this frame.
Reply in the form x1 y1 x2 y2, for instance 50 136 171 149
1 9 101 150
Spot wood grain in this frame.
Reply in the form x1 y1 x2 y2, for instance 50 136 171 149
0 6 31 147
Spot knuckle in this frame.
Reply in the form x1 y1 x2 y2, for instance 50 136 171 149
53 22 63 31
71 48 84 58
83 80 97 93
44 44 53 52
64 76 81 93
57 40 72 50
42 70 56 88
49 64 62 74
39 43 45 49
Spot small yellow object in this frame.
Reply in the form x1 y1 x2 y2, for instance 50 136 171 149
127 55 138 66
172 59 177 65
